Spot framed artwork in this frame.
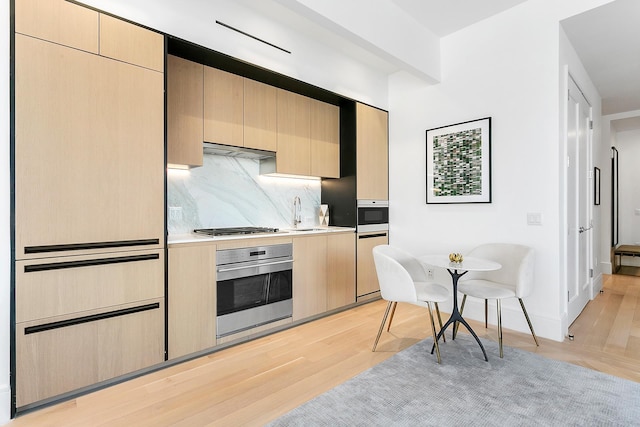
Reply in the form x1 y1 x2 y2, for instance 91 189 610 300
426 117 492 204
594 166 601 206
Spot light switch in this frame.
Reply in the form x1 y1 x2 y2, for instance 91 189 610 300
527 212 542 225
635 209 640 216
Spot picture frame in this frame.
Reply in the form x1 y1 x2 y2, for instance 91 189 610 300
426 117 492 204
594 166 601 206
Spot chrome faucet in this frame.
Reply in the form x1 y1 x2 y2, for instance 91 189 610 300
293 196 302 228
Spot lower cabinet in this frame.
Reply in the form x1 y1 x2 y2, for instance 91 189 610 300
356 231 389 301
16 249 164 323
293 235 327 320
15 299 164 407
168 244 217 359
293 232 355 321
15 249 165 407
327 232 356 310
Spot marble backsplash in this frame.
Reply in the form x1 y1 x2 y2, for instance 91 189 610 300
167 154 321 234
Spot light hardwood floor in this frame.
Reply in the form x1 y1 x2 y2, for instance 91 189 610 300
6 273 639 426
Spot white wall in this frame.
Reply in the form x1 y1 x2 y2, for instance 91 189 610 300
387 0 612 342
616 129 640 247
77 0 390 109
1 0 10 422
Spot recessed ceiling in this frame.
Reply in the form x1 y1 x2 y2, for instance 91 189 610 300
390 0 527 37
561 0 640 116
611 116 640 133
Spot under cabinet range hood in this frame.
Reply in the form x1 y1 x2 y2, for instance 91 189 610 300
203 142 275 160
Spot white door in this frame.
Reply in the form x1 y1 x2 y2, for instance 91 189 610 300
567 76 592 324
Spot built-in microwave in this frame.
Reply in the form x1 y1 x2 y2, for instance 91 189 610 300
357 200 389 232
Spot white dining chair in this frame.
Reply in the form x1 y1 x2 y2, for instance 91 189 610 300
371 245 450 363
456 243 539 358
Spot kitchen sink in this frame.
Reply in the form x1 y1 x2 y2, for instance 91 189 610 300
287 228 325 232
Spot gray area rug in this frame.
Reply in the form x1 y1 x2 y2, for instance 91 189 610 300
268 334 640 426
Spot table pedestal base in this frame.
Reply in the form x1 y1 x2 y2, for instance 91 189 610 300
431 268 488 361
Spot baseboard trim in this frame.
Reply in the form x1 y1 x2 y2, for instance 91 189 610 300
0 384 10 424
453 297 565 342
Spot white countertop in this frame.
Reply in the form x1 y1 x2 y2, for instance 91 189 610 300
168 226 356 245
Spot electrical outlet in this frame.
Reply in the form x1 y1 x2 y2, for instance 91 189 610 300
427 268 434 279
169 206 182 221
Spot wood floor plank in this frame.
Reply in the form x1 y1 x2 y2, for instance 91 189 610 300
6 273 640 426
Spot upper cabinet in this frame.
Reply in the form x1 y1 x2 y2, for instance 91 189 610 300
15 0 99 53
276 89 311 176
169 62 340 177
273 89 340 178
15 0 163 73
98 14 164 72
356 103 389 200
204 66 244 147
310 100 340 178
244 79 278 152
167 55 204 168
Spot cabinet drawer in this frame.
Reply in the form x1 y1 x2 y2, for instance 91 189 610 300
16 249 164 323
16 299 164 407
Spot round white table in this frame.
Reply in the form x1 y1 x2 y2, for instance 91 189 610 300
420 255 501 361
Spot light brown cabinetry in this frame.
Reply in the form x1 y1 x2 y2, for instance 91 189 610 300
167 55 204 168
168 244 217 359
356 231 389 300
15 0 164 72
274 90 340 178
15 5 165 408
293 235 327 320
204 66 244 147
356 103 389 200
15 299 164 407
244 78 277 151
15 34 164 259
16 250 164 323
293 232 356 320
170 63 339 176
327 232 356 310
310 100 340 178
15 0 99 53
276 89 311 176
98 14 164 72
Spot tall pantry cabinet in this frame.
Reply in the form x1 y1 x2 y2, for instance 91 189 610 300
14 0 165 408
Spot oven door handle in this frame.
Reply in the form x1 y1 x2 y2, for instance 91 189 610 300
217 259 293 273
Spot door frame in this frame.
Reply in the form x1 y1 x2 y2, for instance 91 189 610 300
562 69 594 329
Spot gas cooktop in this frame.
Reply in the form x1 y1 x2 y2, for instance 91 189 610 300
193 227 280 236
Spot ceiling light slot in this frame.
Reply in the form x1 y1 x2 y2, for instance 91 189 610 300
216 20 291 54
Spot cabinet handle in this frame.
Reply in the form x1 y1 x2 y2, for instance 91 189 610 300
217 259 293 273
358 233 388 239
24 253 160 273
24 303 160 335
24 238 160 254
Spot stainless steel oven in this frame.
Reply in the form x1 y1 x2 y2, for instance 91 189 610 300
357 200 389 232
216 243 293 338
